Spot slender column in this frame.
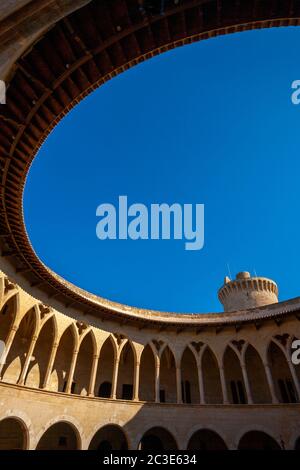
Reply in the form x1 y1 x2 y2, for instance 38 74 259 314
176 366 182 404
111 357 120 399
219 366 229 404
263 361 278 404
18 335 38 385
155 359 160 403
88 354 99 397
65 349 79 394
133 360 140 401
287 358 300 402
42 342 58 389
0 325 18 378
241 362 253 404
197 364 205 404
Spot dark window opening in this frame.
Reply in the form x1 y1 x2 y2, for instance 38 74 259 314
181 380 191 403
160 389 165 403
286 379 297 403
98 381 112 398
278 378 297 403
230 380 238 404
140 435 164 451
237 380 246 404
122 384 133 400
58 436 67 447
97 440 112 452
230 380 246 404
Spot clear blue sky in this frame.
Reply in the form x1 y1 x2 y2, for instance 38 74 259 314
24 27 300 313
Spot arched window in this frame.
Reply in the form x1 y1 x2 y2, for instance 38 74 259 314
95 337 115 398
187 429 227 451
117 342 134 400
73 332 95 395
2 308 36 384
202 347 222 404
88 425 128 450
160 346 176 403
25 316 56 389
49 325 76 392
238 431 281 450
181 347 199 404
0 418 27 450
36 422 79 450
223 346 246 404
244 344 271 403
139 427 177 451
139 344 155 401
268 341 297 403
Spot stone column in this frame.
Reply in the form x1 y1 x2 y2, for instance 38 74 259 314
133 360 140 401
18 334 38 385
88 354 99 397
219 366 229 404
65 349 79 394
263 362 278 404
0 324 18 378
287 358 300 402
42 342 58 389
155 359 160 403
176 366 182 404
241 362 253 404
197 363 205 404
111 357 120 399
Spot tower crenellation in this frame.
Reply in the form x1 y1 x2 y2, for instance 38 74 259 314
218 271 278 312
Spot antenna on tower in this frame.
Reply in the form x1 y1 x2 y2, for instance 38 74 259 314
226 262 232 280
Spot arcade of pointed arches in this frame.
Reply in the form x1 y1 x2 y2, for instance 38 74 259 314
1 281 300 409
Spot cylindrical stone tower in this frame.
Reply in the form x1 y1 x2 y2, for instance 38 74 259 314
218 271 278 312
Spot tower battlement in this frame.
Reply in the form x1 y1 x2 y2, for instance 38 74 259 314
218 271 278 312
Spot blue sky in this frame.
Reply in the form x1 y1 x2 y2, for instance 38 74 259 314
24 26 300 313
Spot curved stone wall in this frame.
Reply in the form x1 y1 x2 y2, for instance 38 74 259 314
0 268 300 449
